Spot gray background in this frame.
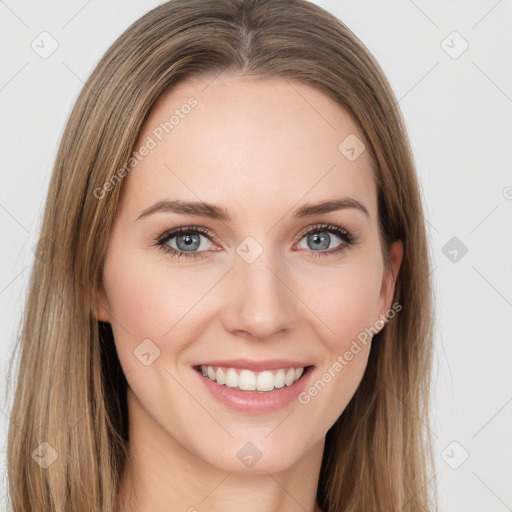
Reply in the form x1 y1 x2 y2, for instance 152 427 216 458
1 1 511 510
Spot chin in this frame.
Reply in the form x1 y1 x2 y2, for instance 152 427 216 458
192 432 316 475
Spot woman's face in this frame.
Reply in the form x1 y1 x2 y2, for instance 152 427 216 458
97 73 402 474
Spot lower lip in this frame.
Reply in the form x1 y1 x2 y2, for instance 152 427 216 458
193 366 315 413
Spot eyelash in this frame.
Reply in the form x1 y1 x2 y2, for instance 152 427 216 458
153 223 358 261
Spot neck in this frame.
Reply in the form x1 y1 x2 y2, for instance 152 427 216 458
116 387 325 512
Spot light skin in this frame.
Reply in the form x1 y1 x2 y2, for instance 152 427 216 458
96 72 403 512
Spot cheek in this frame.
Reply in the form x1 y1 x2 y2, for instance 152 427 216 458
299 254 383 352
296 265 379 430
101 249 201 354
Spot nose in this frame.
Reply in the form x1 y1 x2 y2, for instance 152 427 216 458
220 246 298 341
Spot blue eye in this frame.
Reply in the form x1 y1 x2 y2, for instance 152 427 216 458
154 223 357 260
155 226 214 260
295 224 356 259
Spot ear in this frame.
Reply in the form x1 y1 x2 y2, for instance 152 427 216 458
377 239 403 323
93 283 111 323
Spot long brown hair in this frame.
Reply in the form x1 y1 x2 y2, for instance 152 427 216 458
6 0 436 510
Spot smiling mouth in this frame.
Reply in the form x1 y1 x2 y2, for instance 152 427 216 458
193 364 313 392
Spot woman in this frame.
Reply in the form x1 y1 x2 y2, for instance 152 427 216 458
6 0 436 511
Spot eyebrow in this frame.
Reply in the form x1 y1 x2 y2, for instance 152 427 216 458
136 197 371 222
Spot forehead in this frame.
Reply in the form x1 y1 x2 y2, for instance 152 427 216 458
118 74 377 223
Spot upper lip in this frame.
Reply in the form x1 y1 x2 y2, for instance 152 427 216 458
194 358 313 372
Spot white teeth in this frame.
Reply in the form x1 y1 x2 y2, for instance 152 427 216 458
256 371 275 392
216 367 226 385
274 369 285 388
284 368 295 386
199 365 306 391
225 368 238 388
239 370 257 391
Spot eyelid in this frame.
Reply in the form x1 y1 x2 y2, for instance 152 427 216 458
156 225 218 245
294 222 355 244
